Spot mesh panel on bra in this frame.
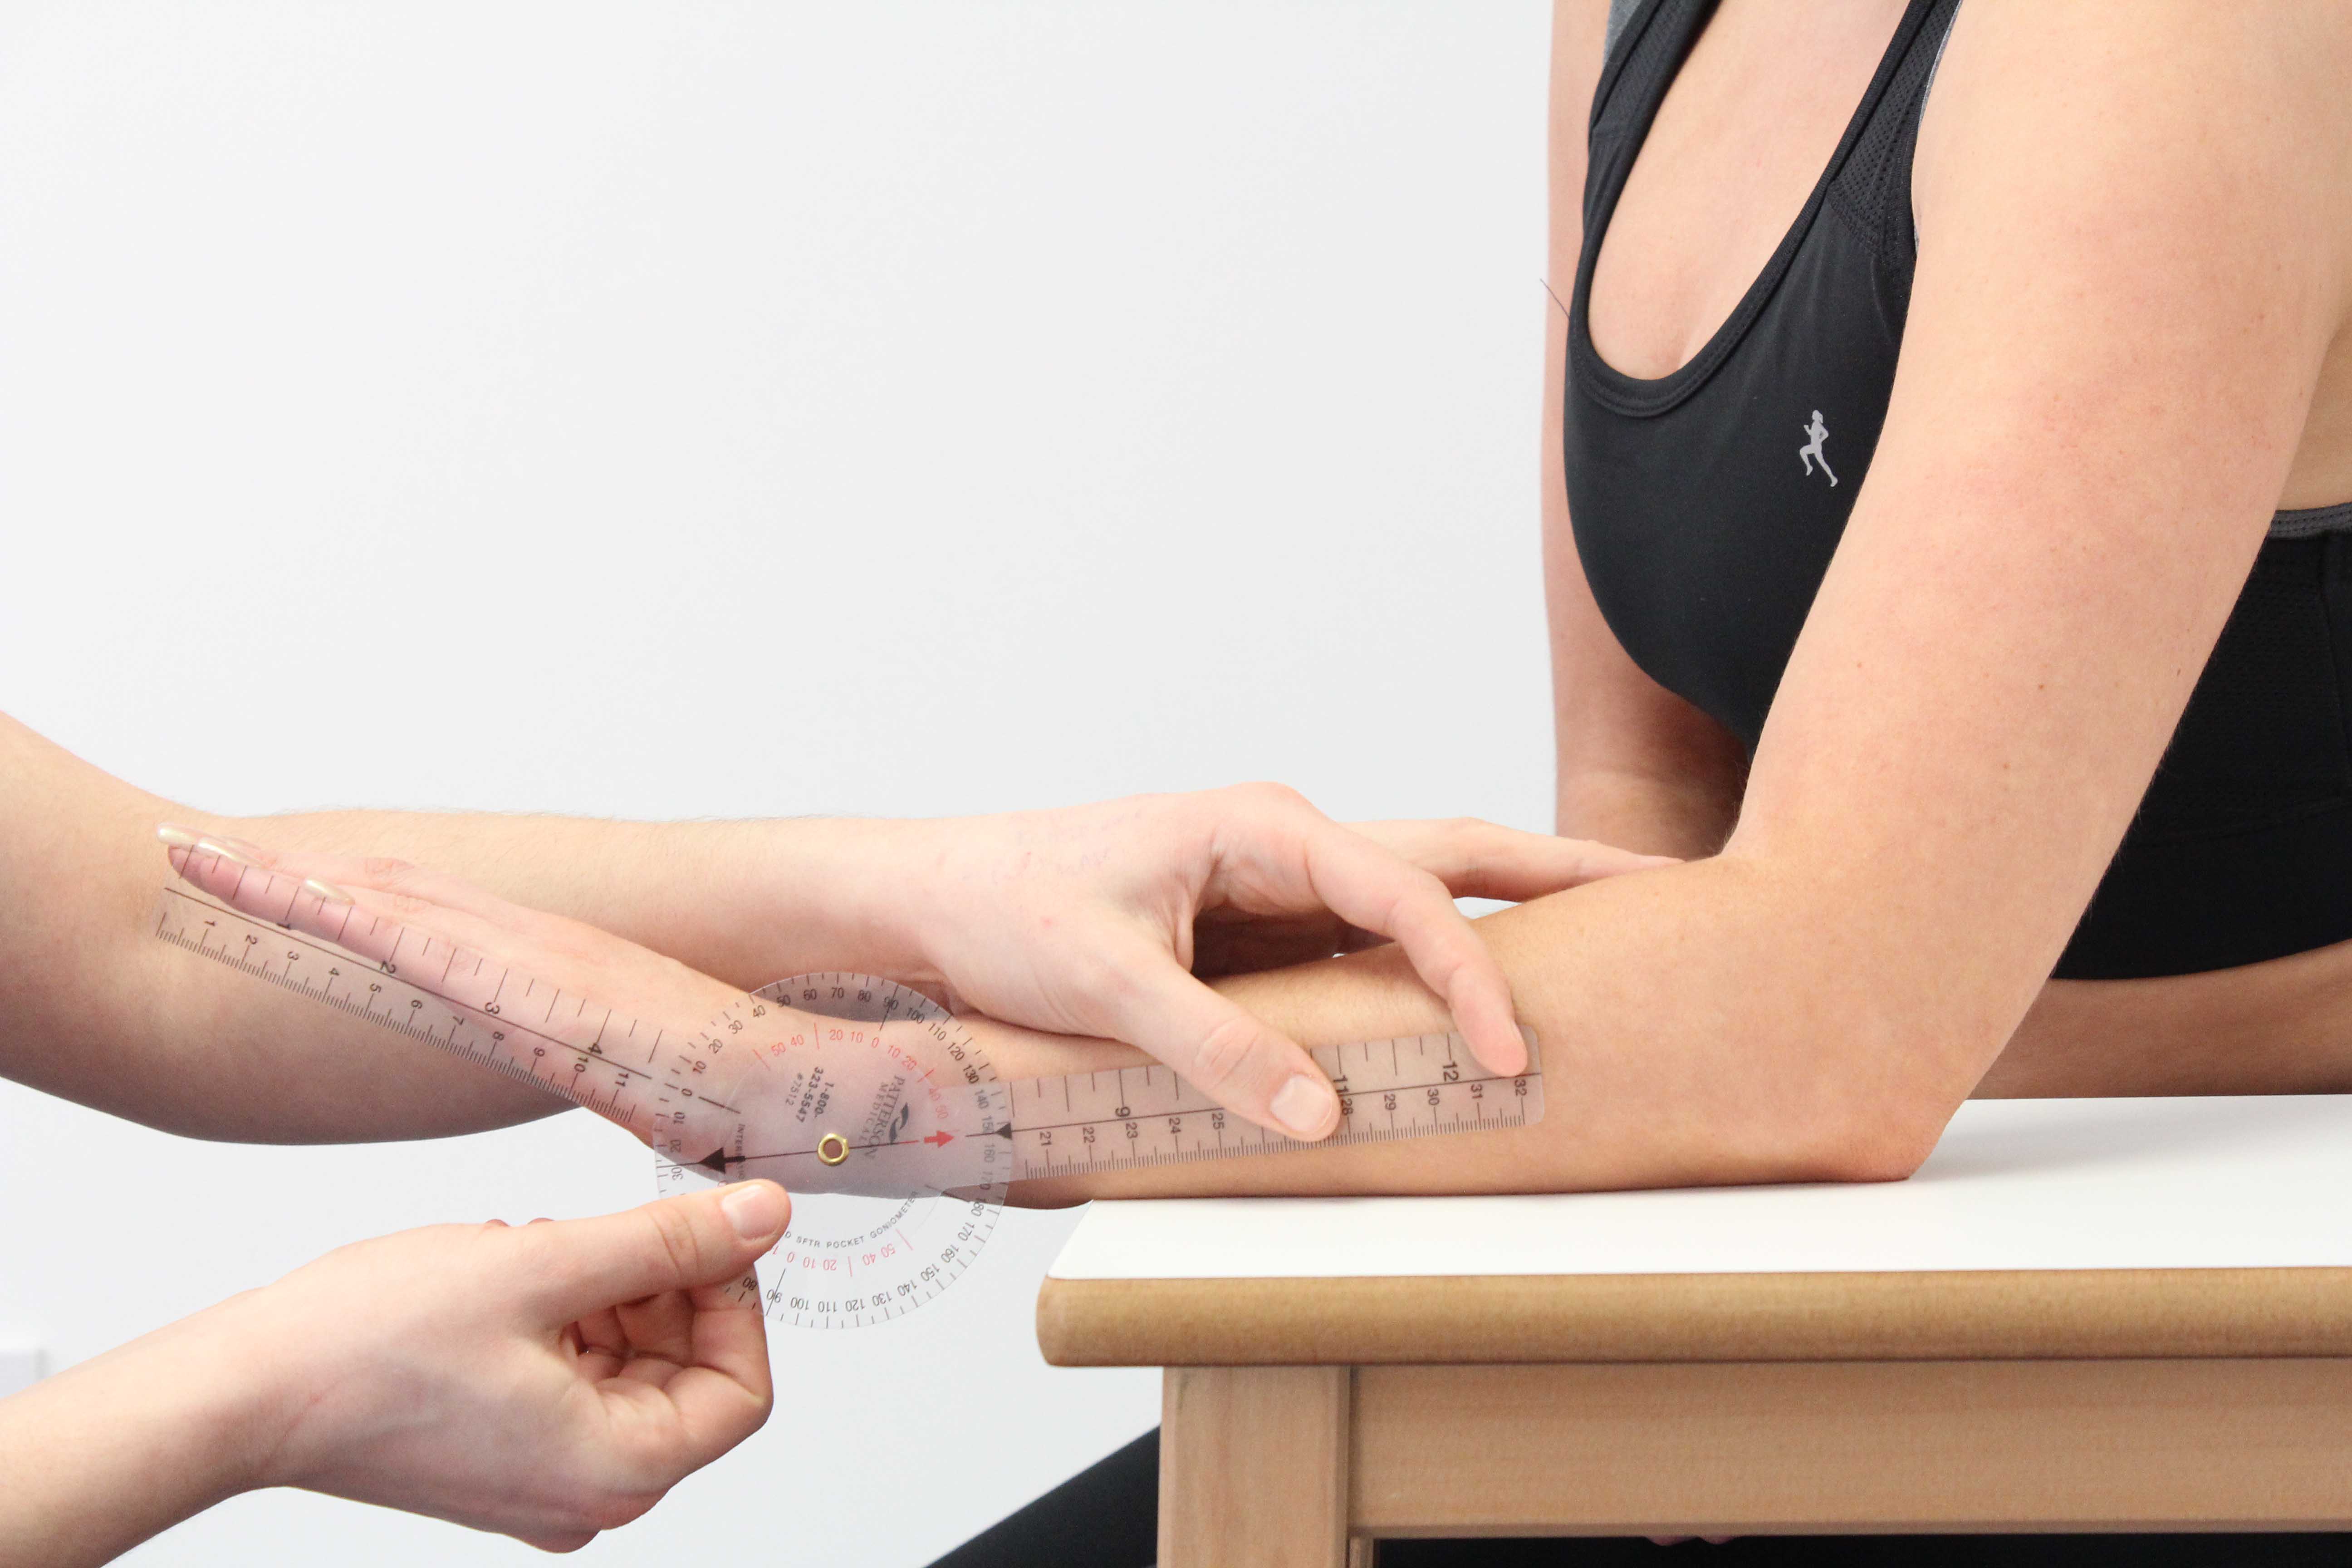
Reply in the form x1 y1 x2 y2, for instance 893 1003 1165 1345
1823 0 1959 284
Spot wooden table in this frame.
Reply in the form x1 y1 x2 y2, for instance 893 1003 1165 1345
1035 1095 2352 1566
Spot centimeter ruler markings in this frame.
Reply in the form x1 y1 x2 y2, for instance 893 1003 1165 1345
1004 1033 1539 1179
155 884 1543 1177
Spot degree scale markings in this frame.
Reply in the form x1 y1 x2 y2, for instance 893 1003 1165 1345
153 876 1546 1328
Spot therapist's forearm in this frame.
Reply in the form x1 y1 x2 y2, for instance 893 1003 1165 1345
0 1303 271 1568
0 715 923 1140
235 810 930 993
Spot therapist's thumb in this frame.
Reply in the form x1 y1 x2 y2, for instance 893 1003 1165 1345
529 1181 790 1319
1094 941 1340 1142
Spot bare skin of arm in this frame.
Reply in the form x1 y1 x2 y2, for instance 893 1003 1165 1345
23 5 2352 1205
1019 0 2352 1200
6 711 1652 1143
1548 0 2352 1105
1 714 921 1140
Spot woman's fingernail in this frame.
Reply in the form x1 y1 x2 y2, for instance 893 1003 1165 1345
208 833 268 859
721 1181 789 1239
301 877 354 905
156 824 201 850
1271 1075 1338 1138
193 837 260 869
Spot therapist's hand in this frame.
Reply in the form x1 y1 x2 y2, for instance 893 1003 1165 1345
0 1181 789 1568
885 789 1670 1138
231 1180 789 1551
160 788 1668 1144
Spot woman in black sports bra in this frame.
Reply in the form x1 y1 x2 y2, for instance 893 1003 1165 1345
941 4 2352 1562
1544 0 2352 1105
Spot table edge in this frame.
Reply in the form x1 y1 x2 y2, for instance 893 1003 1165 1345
1036 1267 2352 1367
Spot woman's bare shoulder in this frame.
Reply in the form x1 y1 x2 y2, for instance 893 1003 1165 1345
1912 0 2352 505
1916 2 2352 301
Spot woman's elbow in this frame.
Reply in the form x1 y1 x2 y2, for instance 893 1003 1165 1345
1782 1041 1972 1185
1796 1103 1948 1184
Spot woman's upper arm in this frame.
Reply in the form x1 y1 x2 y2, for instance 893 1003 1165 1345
1731 2 2352 1074
1007 6 2352 1209
1542 0 1748 857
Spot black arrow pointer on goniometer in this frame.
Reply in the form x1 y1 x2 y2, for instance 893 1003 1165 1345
696 1127 1003 1175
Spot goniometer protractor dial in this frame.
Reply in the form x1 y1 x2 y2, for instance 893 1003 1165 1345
655 972 1009 1330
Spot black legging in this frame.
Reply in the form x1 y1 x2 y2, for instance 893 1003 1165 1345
929 1430 2352 1568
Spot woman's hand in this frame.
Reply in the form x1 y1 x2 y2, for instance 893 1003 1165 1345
0 1181 789 1566
236 1180 790 1550
882 788 1671 1137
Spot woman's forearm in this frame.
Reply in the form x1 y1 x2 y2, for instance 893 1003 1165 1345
1002 876 2352 1206
1000 851 1970 1206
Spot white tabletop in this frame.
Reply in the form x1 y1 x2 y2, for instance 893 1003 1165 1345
1046 1095 2352 1281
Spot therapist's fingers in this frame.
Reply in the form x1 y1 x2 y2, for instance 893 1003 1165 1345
157 824 560 936
156 826 745 1149
1280 820 1529 1078
1086 931 1340 1141
162 831 525 994
519 1184 783 1460
526 1181 785 1321
1347 818 1678 902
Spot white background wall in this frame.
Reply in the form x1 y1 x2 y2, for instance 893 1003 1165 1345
0 3 1552 1562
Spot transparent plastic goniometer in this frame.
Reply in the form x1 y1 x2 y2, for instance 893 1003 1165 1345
650 973 1012 1329
152 850 1544 1330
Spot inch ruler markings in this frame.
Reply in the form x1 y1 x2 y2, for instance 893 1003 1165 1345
152 883 679 1127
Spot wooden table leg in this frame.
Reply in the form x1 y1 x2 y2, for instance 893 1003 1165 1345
1160 1365 1351 1568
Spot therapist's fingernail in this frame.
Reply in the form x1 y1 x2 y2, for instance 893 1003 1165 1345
194 837 260 869
301 877 354 905
1271 1076 1338 1138
155 824 201 851
721 1181 789 1240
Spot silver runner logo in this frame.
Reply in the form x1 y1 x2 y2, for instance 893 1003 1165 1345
1799 409 1838 487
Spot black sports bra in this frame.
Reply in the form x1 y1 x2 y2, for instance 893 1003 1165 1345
1563 0 2352 980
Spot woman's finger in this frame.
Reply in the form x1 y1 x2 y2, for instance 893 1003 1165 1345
1345 818 1677 902
1288 821 1528 1076
1084 935 1340 1140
